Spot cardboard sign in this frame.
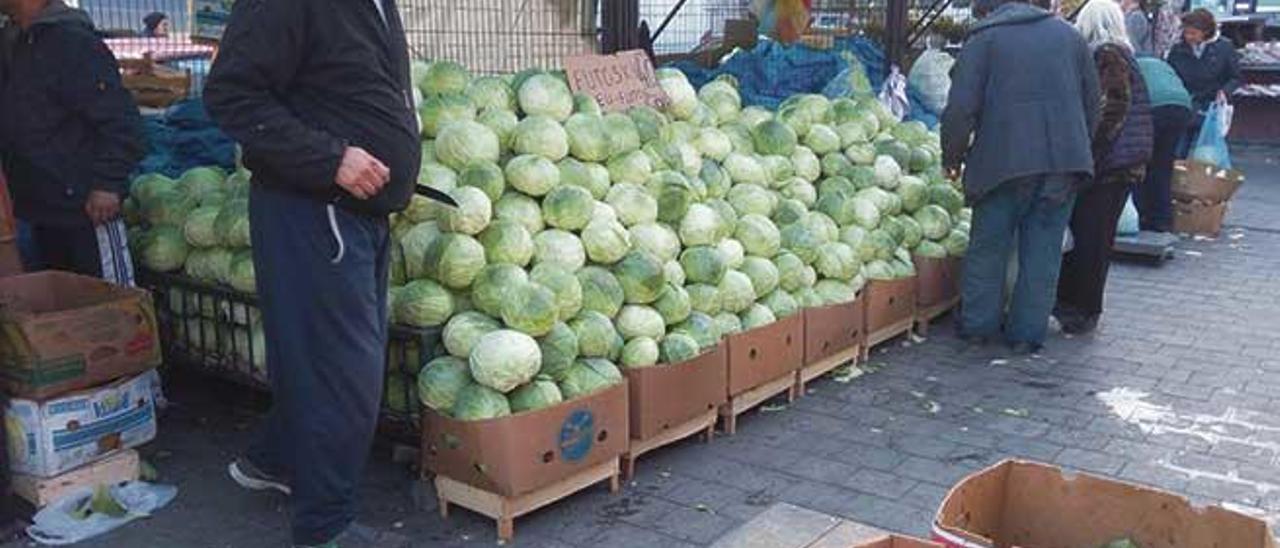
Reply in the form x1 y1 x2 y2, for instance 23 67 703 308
564 50 669 113
192 0 234 43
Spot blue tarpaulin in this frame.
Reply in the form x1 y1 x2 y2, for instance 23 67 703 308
137 99 237 179
668 37 940 128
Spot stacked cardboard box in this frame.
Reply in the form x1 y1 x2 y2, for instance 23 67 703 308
0 272 163 507
1171 160 1245 236
0 170 21 278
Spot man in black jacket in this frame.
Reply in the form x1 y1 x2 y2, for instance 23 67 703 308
204 0 425 545
0 0 144 279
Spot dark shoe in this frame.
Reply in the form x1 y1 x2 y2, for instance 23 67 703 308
228 457 291 495
1059 315 1099 335
297 523 412 548
1009 341 1043 356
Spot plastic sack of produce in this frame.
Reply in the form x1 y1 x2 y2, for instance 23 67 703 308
1190 102 1232 169
908 49 954 114
1116 197 1139 237
878 66 910 123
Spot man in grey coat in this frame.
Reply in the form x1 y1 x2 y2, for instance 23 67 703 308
941 0 1100 353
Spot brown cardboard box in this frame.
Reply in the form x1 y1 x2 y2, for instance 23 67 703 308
803 299 865 366
1172 200 1229 236
932 460 1278 548
854 536 942 548
625 342 727 442
912 257 961 309
1171 160 1244 204
726 313 804 397
0 241 22 278
865 278 916 341
12 449 140 507
0 272 161 400
422 382 628 497
0 170 15 243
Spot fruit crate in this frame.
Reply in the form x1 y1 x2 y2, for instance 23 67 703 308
137 269 439 441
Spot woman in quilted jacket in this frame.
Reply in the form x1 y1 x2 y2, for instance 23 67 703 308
1056 0 1154 335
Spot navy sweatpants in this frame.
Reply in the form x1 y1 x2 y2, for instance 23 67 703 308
246 185 390 545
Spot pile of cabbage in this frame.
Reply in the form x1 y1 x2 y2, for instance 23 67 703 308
404 61 971 421
123 164 265 376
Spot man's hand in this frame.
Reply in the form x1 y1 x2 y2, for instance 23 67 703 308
945 166 962 181
335 146 390 200
85 190 121 226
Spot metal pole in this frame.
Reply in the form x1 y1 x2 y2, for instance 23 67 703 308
885 0 910 74
602 0 641 53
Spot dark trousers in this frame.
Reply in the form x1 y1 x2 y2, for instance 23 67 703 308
961 175 1076 346
246 185 390 545
30 223 101 276
1137 105 1192 232
1057 175 1137 321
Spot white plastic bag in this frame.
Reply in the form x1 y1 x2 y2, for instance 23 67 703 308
878 65 910 123
1004 229 1073 311
26 482 178 546
908 49 955 113
1117 196 1139 237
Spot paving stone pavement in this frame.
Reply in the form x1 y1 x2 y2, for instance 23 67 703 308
10 149 1279 548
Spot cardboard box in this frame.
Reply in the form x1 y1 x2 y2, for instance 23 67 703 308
803 299 865 366
1171 160 1244 204
422 381 628 497
866 278 916 340
913 257 961 309
0 170 15 243
1172 200 1229 236
0 241 21 278
932 460 1278 548
0 271 161 400
6 371 160 478
726 313 804 397
625 342 727 442
12 448 139 507
855 535 943 548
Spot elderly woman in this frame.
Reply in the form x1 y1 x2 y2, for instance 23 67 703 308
1167 8 1241 153
1055 0 1153 335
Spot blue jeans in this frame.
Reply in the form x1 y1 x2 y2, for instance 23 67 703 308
961 175 1076 346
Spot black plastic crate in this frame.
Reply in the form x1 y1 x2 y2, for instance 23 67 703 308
137 269 440 441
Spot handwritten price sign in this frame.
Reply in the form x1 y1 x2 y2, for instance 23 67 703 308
564 50 670 113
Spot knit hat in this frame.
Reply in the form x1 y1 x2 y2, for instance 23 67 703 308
1180 8 1217 39
143 12 166 32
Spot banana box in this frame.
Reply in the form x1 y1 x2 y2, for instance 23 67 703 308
6 370 160 477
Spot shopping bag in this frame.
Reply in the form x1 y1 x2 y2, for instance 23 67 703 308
878 65 910 123
907 48 955 113
1189 102 1232 169
1116 196 1139 236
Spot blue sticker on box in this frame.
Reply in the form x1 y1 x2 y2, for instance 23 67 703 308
558 409 594 462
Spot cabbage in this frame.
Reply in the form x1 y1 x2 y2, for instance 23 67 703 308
564 113 611 162
417 356 471 413
668 312 717 350
465 76 515 111
227 250 257 292
761 290 800 318
179 166 225 202
753 119 798 156
818 176 856 202
734 214 781 258
698 80 741 122
815 242 860 280
443 311 502 358
760 155 795 186
675 204 721 248
569 311 618 358
613 250 666 304
621 337 660 368
928 184 966 215
680 245 728 285
774 252 810 292
531 264 583 322
582 220 630 265
739 256 780 297
714 312 743 336
851 198 881 230
835 121 870 147
501 282 559 337
628 223 681 263
914 205 953 240
457 161 506 202
509 377 564 413
440 186 492 235
900 216 924 249
914 240 948 258
517 73 573 121
573 93 602 116
512 115 569 160
452 382 511 421
493 192 544 235
131 173 177 208
864 260 895 280
896 175 928 212
478 108 519 151
740 303 777 329
144 187 197 228
873 156 903 189
478 219 534 267
577 267 625 318
795 287 824 308
558 158 609 200
424 233 486 289
141 226 189 272
420 93 476 138
700 162 732 200
501 156 557 198
420 61 471 96
471 264 529 317
533 230 586 272
816 279 856 304
394 279 454 327
538 322 580 380
400 222 441 279
647 171 696 224
656 68 699 120
664 260 685 286
654 284 692 325
606 183 658 227
791 147 821 183
541 185 594 231
183 247 231 282
727 183 776 217
943 228 970 257
616 305 666 341
603 113 642 156
183 206 221 248
718 269 757 313
716 238 745 269
660 334 701 364
694 128 733 161
844 142 877 166
782 179 818 208
628 105 669 143
804 124 842 155
559 358 623 399
723 152 768 186
606 150 655 187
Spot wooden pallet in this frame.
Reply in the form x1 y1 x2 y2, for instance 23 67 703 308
435 459 620 542
913 296 960 337
718 374 797 436
796 344 862 395
12 450 140 508
864 317 915 359
621 409 717 480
